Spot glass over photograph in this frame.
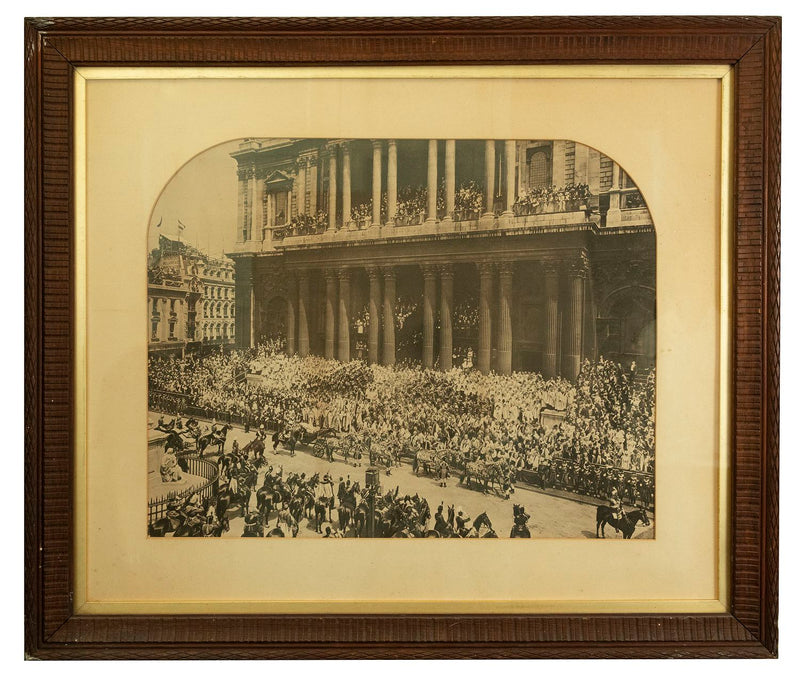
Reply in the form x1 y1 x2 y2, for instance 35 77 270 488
146 137 656 540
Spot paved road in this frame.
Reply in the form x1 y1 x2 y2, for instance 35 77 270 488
152 415 654 540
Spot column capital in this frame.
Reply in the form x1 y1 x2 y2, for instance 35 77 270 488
297 151 315 164
567 252 590 278
439 263 455 279
324 267 337 281
477 261 494 277
297 267 310 282
498 261 515 278
366 265 381 281
422 264 438 280
338 266 351 282
238 165 256 181
370 138 384 150
382 266 396 281
542 258 562 277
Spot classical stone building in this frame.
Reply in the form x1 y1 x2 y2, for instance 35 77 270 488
227 138 655 380
148 234 236 356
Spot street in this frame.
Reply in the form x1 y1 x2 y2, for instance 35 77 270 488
150 416 654 540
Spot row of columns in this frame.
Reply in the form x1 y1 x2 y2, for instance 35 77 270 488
239 139 521 240
320 139 519 231
278 254 587 380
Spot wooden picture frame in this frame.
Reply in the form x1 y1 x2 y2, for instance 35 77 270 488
24 16 780 659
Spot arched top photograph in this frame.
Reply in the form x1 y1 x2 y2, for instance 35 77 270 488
147 137 656 541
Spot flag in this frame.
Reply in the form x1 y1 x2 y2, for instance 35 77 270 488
177 219 186 234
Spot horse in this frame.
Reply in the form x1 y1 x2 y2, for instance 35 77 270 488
154 418 176 433
241 512 264 537
464 512 497 538
163 431 184 454
596 506 651 539
242 437 265 463
148 511 186 537
313 496 333 533
277 509 300 538
198 424 232 457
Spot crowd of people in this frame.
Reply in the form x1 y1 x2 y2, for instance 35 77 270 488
149 345 656 484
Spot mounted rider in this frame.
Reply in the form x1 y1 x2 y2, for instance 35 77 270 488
455 508 471 537
608 487 625 521
434 504 449 536
511 504 530 536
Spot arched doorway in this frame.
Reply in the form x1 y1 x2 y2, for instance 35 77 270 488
596 286 655 369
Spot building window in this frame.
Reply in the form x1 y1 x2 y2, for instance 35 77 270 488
528 148 551 189
169 321 176 340
151 320 159 341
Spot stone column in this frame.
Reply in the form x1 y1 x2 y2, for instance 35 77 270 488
503 140 516 215
236 171 246 242
296 159 307 216
483 140 496 217
439 264 454 371
444 139 456 220
382 267 396 366
309 155 318 215
158 300 167 341
477 262 494 374
422 265 437 368
342 142 352 227
286 273 297 356
606 159 622 227
287 189 293 222
337 267 351 362
246 169 255 241
564 253 588 382
248 278 256 348
297 269 310 356
426 139 438 223
253 175 264 240
386 139 398 226
543 260 560 379
371 139 383 227
324 269 336 359
367 267 381 365
496 262 513 374
327 149 338 232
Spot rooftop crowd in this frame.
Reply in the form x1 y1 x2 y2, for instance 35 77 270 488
148 344 655 477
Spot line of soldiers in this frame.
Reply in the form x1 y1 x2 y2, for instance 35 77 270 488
535 458 654 509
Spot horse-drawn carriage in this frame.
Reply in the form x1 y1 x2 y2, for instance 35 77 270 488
460 458 514 497
413 448 456 478
328 433 368 464
368 440 397 468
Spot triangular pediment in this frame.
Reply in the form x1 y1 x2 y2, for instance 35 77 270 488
264 169 292 185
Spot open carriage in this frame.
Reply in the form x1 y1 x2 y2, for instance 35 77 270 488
413 449 454 478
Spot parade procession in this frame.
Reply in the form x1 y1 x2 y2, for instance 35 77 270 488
146 137 656 540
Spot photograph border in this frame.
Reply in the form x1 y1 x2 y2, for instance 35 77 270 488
24 16 780 659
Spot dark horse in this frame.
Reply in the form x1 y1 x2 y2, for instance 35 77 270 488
596 506 651 539
198 424 232 456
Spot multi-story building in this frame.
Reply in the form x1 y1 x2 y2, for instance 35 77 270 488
227 138 655 379
148 234 236 356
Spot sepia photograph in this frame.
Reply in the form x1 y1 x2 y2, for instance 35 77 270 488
147 137 656 540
